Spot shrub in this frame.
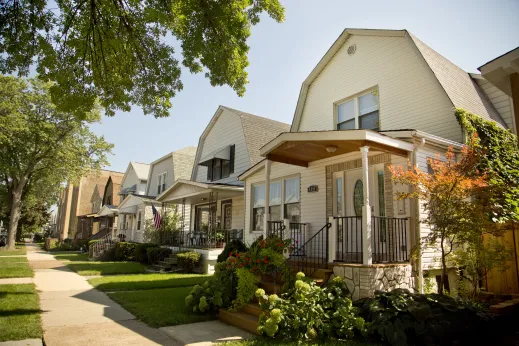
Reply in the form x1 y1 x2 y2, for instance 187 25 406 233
217 239 248 263
186 262 236 313
63 238 74 244
114 242 137 261
232 267 260 310
177 251 202 273
147 247 172 264
354 288 492 346
134 243 158 263
33 233 43 242
99 246 116 261
257 274 365 340
44 238 58 250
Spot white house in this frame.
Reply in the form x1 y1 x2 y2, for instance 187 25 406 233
238 29 514 299
156 106 289 272
116 147 197 243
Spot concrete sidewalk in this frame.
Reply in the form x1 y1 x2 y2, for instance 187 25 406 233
26 244 179 346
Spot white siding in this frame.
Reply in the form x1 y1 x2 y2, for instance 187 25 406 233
231 196 245 230
146 156 173 196
474 77 515 134
193 109 250 185
121 167 139 193
297 35 461 142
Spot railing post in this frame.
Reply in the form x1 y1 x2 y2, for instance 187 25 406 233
360 146 372 266
283 219 290 240
328 216 336 262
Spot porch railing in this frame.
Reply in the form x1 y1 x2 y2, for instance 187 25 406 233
334 216 409 264
267 221 285 239
158 229 244 249
288 222 306 255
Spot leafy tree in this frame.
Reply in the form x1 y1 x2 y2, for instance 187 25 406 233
0 0 285 118
390 142 490 294
456 108 519 223
0 75 112 249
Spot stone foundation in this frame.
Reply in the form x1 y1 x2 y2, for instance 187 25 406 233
331 263 414 300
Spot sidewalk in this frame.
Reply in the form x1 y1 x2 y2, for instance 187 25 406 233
26 244 179 346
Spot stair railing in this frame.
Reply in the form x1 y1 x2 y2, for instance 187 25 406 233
89 231 116 258
272 222 331 291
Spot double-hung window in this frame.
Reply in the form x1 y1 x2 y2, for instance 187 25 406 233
336 89 380 131
157 172 167 194
252 184 265 232
269 181 282 221
137 212 142 230
284 177 301 223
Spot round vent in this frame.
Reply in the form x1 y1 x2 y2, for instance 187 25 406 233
347 44 357 55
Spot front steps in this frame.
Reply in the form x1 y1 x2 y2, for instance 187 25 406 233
150 251 179 273
218 264 333 334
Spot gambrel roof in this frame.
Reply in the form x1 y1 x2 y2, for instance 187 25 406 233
291 29 507 131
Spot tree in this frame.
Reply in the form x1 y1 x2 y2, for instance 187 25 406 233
390 142 490 294
0 75 112 249
0 0 285 119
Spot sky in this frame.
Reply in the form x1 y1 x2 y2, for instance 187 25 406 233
90 0 519 174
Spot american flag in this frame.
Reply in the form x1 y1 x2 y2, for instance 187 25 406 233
152 205 162 229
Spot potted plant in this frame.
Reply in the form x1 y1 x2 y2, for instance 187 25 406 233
215 228 226 248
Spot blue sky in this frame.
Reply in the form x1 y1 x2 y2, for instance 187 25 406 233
90 0 519 173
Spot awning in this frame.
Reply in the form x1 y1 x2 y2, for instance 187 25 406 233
157 179 243 205
199 146 231 166
97 205 118 217
259 130 414 167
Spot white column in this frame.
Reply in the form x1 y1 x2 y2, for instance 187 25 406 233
328 216 337 262
130 215 135 242
360 146 372 266
283 219 290 240
263 159 271 238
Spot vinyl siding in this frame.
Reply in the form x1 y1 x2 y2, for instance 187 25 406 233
121 167 139 193
146 156 173 196
474 77 515 134
297 35 461 142
194 109 250 185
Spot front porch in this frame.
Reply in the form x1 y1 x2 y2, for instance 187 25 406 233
246 130 416 298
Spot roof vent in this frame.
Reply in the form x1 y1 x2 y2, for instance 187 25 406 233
347 44 356 55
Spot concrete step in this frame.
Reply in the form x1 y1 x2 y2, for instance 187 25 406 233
158 261 173 268
152 264 171 272
219 309 259 334
242 303 263 317
163 257 178 264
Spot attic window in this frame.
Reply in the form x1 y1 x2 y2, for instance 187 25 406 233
204 145 235 181
347 44 356 55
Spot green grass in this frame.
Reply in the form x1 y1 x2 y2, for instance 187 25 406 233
0 284 42 342
108 286 215 327
0 247 27 256
66 261 146 276
0 257 28 263
54 253 89 262
0 262 33 278
89 273 212 292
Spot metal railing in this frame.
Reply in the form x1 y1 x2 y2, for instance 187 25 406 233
334 216 409 264
267 221 285 239
274 222 331 290
288 222 306 256
158 229 244 249
89 232 117 258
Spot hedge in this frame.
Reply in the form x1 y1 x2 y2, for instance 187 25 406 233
114 242 137 261
134 243 159 263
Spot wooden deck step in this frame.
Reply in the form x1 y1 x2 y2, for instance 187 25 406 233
219 309 259 334
242 303 263 317
259 281 282 295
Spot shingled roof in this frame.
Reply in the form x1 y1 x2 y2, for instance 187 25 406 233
222 106 291 165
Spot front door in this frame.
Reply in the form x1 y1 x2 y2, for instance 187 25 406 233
222 202 232 230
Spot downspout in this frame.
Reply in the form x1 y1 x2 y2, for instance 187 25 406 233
411 136 426 293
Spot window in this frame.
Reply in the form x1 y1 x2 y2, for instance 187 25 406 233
269 181 282 221
335 176 343 217
157 172 167 194
213 159 222 181
206 145 235 182
137 212 142 230
284 177 301 223
336 89 379 131
252 184 265 232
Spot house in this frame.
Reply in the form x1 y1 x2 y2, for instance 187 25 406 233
156 106 290 273
237 29 514 299
116 147 197 243
476 47 519 294
75 180 108 239
56 170 123 240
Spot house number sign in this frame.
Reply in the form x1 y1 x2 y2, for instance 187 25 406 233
307 185 319 193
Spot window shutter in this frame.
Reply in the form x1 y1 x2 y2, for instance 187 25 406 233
230 145 235 173
207 160 213 181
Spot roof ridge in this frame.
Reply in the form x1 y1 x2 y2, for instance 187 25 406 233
222 106 290 126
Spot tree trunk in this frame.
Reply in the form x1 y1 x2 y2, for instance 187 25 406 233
6 189 22 250
440 235 446 295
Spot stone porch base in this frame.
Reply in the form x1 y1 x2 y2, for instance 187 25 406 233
331 262 414 300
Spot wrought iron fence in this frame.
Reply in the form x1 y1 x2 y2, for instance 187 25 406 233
335 216 363 263
267 221 285 239
157 229 244 249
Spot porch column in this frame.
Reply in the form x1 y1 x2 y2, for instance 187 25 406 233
264 159 271 238
328 216 337 262
360 146 372 266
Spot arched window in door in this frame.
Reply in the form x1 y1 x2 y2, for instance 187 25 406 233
353 180 363 217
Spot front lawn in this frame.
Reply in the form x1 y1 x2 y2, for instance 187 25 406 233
54 253 89 262
89 273 212 292
66 261 146 276
0 256 28 263
0 284 42 342
108 286 216 327
0 262 33 278
223 339 372 346
0 247 27 256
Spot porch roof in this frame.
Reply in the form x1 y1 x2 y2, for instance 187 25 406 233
97 205 118 217
259 130 414 167
157 179 244 205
